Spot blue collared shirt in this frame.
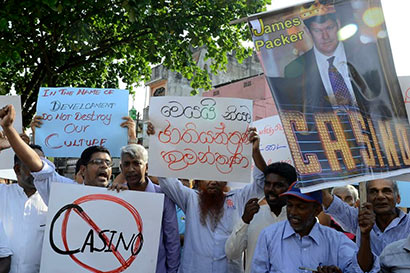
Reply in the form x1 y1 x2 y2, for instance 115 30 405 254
32 159 180 273
158 167 265 273
325 195 410 256
251 221 380 273
144 179 180 273
380 234 410 272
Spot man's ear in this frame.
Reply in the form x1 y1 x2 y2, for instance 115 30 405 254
396 194 401 205
314 203 323 217
80 165 86 175
13 164 21 176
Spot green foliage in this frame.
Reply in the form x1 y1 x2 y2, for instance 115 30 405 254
0 0 269 126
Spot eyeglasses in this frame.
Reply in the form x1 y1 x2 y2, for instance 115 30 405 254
87 159 113 167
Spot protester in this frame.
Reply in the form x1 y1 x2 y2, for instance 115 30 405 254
322 179 410 255
0 220 12 273
225 162 296 273
0 104 135 205
318 185 359 241
332 185 359 207
110 144 180 273
0 135 48 273
251 182 380 273
380 233 410 272
146 122 266 273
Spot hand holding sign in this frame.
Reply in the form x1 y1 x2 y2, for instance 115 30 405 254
0 105 15 129
248 127 260 151
0 131 10 152
120 116 137 143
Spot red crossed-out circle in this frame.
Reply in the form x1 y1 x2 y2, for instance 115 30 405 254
61 194 143 273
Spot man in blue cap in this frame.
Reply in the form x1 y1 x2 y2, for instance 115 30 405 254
251 182 380 273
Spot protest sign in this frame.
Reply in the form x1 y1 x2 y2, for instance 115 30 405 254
253 115 293 166
148 96 253 183
40 183 163 273
248 0 410 192
0 96 23 174
397 181 410 208
36 87 128 157
399 76 410 121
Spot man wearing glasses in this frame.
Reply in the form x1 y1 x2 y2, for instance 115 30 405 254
1 104 115 206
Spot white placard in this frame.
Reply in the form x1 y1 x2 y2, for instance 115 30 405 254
35 87 128 157
0 96 23 172
253 115 293 166
40 183 164 273
148 96 253 183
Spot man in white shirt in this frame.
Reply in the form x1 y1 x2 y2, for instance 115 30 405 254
225 162 297 273
0 104 136 205
0 142 48 273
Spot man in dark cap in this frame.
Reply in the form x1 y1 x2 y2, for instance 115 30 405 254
251 182 380 273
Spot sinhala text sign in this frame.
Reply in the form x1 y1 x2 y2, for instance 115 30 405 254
148 96 253 183
253 115 293 166
40 183 163 273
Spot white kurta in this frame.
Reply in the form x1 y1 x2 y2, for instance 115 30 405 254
0 183 48 273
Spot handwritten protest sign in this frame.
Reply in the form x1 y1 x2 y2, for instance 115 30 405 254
253 115 293 166
36 87 128 157
248 0 410 192
399 76 410 121
0 96 23 173
148 96 253 183
40 183 163 273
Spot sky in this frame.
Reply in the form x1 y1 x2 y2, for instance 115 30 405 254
130 0 410 115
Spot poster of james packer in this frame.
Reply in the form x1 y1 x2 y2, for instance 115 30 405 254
248 0 410 191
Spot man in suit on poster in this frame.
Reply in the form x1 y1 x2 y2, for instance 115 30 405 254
271 0 406 120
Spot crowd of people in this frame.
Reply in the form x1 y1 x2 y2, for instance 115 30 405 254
0 101 409 273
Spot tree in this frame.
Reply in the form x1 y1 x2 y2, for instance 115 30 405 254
0 0 269 126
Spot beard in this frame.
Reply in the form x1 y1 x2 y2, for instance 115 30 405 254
198 190 225 230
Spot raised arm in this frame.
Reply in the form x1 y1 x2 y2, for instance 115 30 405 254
30 115 43 145
0 105 43 171
323 192 358 234
225 198 259 260
249 127 266 172
321 188 334 209
120 116 137 144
